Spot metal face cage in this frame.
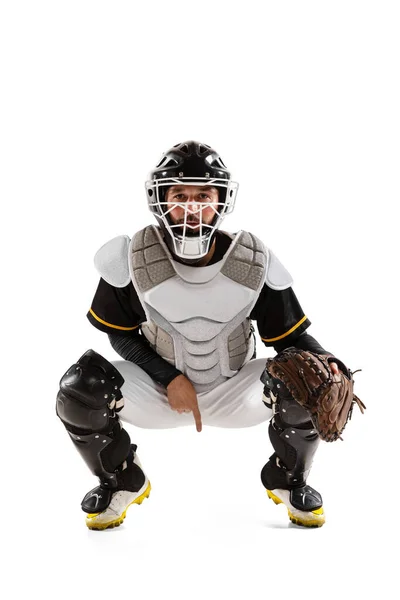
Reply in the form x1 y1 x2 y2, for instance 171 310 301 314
145 177 239 259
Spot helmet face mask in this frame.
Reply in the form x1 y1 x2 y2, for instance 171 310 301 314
145 142 239 261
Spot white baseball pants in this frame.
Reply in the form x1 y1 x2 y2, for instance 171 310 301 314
114 358 272 429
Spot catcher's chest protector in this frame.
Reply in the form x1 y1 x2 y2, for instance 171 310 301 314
129 226 267 393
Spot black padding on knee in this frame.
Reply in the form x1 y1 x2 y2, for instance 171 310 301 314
278 397 314 428
264 374 314 428
100 427 131 473
59 349 124 409
56 389 109 432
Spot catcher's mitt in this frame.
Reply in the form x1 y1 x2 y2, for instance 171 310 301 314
265 348 365 442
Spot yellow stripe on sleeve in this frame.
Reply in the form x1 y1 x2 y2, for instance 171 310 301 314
89 308 139 331
261 315 308 343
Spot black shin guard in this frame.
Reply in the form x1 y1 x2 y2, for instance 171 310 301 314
261 375 320 491
56 350 131 492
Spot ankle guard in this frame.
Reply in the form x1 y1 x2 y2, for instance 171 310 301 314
80 444 145 514
56 349 131 490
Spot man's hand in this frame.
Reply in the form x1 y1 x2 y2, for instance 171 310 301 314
329 362 339 375
329 361 343 383
166 374 202 432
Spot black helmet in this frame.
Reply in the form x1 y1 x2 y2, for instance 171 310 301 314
150 141 231 181
145 141 238 261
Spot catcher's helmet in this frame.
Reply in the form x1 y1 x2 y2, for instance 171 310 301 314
145 141 238 260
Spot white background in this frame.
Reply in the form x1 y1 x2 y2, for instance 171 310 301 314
1 1 398 598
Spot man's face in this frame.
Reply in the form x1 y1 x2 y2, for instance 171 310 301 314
165 185 219 232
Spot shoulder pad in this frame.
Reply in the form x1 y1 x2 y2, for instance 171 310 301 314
265 248 293 290
236 231 292 290
94 235 131 288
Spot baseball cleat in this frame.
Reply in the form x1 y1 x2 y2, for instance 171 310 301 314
267 485 325 528
85 482 151 530
84 448 151 530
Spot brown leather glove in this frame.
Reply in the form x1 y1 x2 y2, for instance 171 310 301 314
265 348 365 442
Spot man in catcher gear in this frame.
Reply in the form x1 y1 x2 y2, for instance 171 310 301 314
56 141 361 530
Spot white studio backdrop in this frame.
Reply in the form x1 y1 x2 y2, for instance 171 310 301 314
1 1 398 599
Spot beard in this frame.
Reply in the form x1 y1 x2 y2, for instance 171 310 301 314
173 216 204 237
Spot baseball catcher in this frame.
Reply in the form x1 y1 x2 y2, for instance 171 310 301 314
56 141 364 530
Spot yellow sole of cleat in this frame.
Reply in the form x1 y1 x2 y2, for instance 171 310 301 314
267 489 325 528
86 482 152 531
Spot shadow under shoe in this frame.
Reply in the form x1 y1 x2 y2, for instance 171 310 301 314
82 445 151 530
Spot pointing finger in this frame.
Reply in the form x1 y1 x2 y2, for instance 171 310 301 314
192 404 202 433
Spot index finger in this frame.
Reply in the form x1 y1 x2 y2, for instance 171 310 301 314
192 403 202 433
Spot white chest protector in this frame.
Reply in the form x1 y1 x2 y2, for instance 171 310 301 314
94 225 293 393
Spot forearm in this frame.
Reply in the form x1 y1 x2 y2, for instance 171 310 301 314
274 331 330 355
108 332 182 387
273 331 350 374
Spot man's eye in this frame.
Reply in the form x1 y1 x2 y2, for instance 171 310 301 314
174 194 185 200
198 194 210 200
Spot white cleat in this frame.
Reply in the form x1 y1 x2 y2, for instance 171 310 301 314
267 487 325 528
85 453 151 531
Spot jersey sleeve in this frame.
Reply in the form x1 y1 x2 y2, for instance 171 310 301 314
250 284 311 347
87 278 146 336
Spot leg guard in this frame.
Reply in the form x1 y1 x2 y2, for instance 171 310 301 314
56 349 131 497
260 372 320 492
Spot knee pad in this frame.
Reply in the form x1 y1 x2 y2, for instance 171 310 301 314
56 349 131 489
262 373 315 428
